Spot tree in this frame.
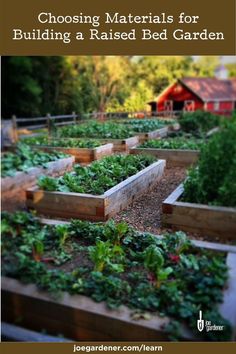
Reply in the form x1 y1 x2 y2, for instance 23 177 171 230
192 56 221 76
70 56 131 113
133 56 194 95
2 56 42 117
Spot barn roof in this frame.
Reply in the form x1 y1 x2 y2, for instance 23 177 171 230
180 77 236 101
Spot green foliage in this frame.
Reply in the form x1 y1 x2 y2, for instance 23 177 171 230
121 119 165 132
140 136 203 150
58 120 135 139
104 220 129 245
38 154 156 194
183 117 236 206
144 245 173 287
1 143 68 177
23 136 102 148
163 231 190 255
88 240 124 273
1 211 232 341
179 111 221 135
122 81 153 112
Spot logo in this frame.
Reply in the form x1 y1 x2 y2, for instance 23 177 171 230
197 310 204 332
197 310 225 332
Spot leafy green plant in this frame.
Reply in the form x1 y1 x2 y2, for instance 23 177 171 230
38 154 156 195
140 137 203 150
1 143 68 178
120 119 166 132
183 117 236 206
104 220 129 245
38 176 59 191
58 120 135 139
88 240 124 273
144 245 173 288
24 136 102 148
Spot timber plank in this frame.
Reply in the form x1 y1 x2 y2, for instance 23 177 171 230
137 127 169 144
99 136 139 152
162 183 236 240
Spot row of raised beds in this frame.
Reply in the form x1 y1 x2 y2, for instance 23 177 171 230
2 112 236 341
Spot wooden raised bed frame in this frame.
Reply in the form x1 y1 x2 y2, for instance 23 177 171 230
30 143 113 163
26 160 165 221
99 136 139 152
162 184 236 240
131 147 199 167
1 156 75 212
2 220 236 341
136 127 169 144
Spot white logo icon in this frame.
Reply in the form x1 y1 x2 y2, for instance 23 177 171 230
197 310 204 332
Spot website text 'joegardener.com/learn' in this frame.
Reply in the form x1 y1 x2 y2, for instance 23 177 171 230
73 344 163 352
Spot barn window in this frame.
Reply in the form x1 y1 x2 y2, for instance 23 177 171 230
164 100 173 111
184 100 195 112
214 101 220 111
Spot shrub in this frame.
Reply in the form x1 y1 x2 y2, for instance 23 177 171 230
183 117 236 206
179 111 221 135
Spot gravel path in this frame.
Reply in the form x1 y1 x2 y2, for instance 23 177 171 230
114 167 186 235
114 166 235 244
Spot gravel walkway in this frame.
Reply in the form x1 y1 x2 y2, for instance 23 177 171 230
114 167 186 235
114 166 235 244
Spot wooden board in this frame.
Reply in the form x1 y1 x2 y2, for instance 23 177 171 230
30 143 113 163
2 235 236 341
137 127 169 144
1 157 75 212
131 148 199 167
100 136 139 152
162 184 236 240
26 160 165 221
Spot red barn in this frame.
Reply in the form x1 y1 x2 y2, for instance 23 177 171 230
148 77 236 115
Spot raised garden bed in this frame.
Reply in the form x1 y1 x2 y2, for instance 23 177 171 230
2 213 236 341
32 143 113 163
162 184 236 240
23 137 114 163
26 155 165 221
131 137 201 167
57 121 140 152
118 119 172 143
1 145 74 211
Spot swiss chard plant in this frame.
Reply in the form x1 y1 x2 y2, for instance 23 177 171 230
1 143 68 178
1 211 232 341
38 154 157 194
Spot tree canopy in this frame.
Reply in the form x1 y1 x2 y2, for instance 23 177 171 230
2 55 233 118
